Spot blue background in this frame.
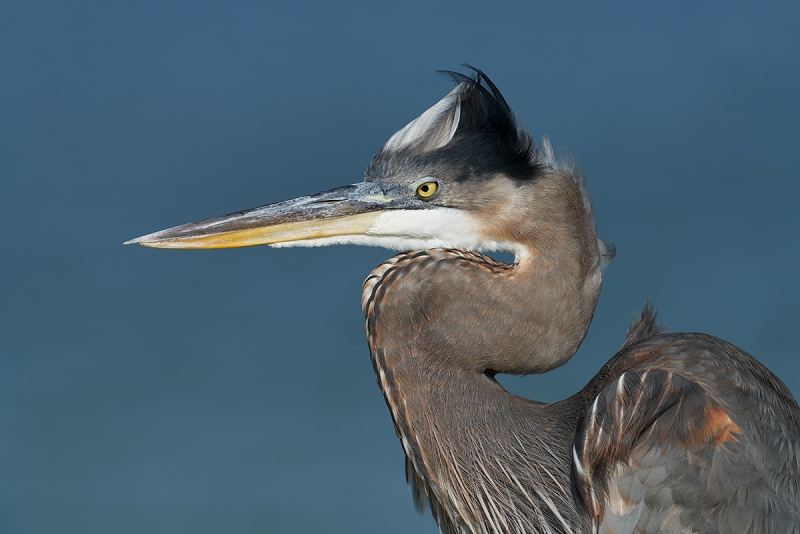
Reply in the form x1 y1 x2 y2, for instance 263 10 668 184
2 1 799 532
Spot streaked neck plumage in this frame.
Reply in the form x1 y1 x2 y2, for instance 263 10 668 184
362 166 605 534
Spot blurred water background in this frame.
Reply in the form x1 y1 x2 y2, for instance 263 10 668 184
2 1 799 532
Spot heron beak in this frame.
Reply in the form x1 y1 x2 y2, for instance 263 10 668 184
124 182 411 249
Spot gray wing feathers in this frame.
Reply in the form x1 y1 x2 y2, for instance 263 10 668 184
574 347 800 534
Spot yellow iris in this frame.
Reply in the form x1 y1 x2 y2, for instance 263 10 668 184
416 181 438 199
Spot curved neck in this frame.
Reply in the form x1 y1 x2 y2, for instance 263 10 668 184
361 171 604 533
389 362 583 533
362 247 598 533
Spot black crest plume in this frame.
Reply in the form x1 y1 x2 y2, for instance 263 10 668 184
441 66 543 180
373 66 545 181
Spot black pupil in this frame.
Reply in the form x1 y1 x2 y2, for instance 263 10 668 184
421 185 429 193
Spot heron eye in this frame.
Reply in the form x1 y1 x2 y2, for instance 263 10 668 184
416 181 438 199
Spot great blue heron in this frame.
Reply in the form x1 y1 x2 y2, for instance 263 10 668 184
126 68 800 533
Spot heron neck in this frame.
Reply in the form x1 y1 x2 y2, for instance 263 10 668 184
367 318 584 533
364 244 601 377
362 247 596 533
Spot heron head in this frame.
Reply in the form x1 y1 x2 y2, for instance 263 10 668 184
126 68 606 269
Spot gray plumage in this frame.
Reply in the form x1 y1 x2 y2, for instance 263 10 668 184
127 68 800 533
